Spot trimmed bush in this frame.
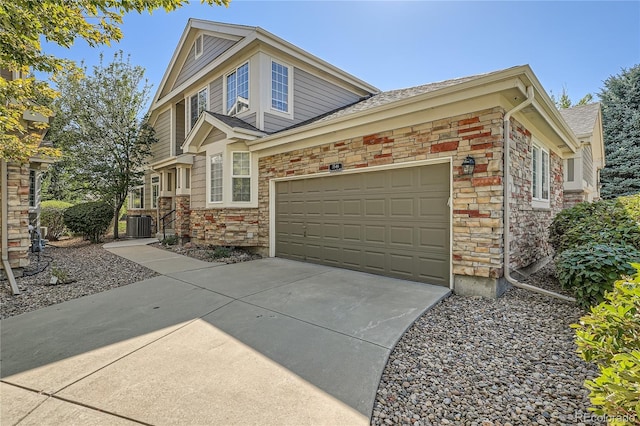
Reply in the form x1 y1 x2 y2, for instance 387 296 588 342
556 243 640 308
549 200 640 255
572 264 640 424
619 192 640 223
63 201 113 243
40 200 73 240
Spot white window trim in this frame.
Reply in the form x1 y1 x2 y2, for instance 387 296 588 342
532 142 550 209
130 185 145 210
231 151 251 203
269 59 293 118
224 62 250 116
151 175 160 209
187 86 208 131
194 34 203 59
208 152 224 204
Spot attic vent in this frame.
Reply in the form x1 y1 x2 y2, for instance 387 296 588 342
194 35 203 59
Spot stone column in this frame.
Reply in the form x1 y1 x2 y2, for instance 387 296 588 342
174 195 191 242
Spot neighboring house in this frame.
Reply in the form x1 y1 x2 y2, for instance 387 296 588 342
131 19 596 297
559 103 604 207
0 69 52 280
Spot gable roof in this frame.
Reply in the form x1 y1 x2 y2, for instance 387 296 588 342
182 111 266 154
559 103 601 136
152 19 379 112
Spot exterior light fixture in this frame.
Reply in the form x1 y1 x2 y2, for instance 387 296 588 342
461 156 475 175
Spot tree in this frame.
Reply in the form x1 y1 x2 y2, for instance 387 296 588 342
550 86 593 109
600 65 640 199
0 0 228 163
52 52 156 239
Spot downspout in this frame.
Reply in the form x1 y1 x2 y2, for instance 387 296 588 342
1 159 20 295
503 86 575 302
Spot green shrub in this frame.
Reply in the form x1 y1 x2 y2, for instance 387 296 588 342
161 235 179 246
549 200 640 255
620 192 640 223
556 243 640 308
63 201 113 243
572 264 640 424
40 200 73 240
212 246 232 259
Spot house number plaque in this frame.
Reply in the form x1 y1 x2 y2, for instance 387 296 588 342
329 162 343 172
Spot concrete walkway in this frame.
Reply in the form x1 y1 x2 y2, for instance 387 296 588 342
1 239 450 425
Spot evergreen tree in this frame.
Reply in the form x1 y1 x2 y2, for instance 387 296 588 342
600 65 640 198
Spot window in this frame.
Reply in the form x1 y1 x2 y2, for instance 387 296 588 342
130 186 144 209
532 144 550 204
226 63 249 115
185 168 191 189
210 153 223 202
566 158 575 182
189 87 208 129
271 61 289 112
194 34 203 59
151 176 160 208
232 152 251 202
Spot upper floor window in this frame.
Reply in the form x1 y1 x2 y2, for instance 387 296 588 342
271 61 289 113
194 34 203 59
532 143 550 206
232 152 251 202
189 87 208 129
226 62 249 115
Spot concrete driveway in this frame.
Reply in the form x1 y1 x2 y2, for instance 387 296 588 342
1 246 449 425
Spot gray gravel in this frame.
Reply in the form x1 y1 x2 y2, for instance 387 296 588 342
0 241 157 319
371 265 602 426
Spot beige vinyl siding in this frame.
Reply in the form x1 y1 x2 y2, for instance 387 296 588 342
191 155 206 208
242 112 257 128
175 103 185 155
204 128 226 146
151 110 171 161
209 77 223 114
263 68 363 133
174 36 236 90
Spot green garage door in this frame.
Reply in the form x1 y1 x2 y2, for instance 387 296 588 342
275 163 450 287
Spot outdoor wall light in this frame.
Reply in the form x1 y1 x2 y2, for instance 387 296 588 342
461 156 476 175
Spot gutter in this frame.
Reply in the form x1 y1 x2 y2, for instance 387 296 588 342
1 159 20 295
503 86 575 302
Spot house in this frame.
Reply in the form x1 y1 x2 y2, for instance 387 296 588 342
0 68 52 283
131 19 600 297
559 103 604 207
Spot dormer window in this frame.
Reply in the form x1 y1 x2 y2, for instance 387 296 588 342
194 34 203 59
189 87 208 129
226 62 249 115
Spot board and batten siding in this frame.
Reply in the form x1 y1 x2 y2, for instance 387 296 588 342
152 109 171 162
263 67 363 133
190 155 206 208
173 36 236 90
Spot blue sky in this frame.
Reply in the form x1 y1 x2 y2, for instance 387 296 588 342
42 1 639 104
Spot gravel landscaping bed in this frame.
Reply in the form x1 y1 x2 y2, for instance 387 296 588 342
371 265 601 426
0 239 157 319
151 242 262 264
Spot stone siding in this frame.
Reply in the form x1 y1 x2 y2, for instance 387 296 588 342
190 208 260 246
508 118 563 269
174 195 191 238
563 190 586 209
1 162 31 274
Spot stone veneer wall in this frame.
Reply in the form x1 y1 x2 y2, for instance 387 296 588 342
190 208 260 246
174 195 191 238
508 118 563 269
258 107 507 279
1 162 31 275
563 190 586 209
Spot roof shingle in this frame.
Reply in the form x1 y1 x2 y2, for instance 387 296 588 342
558 103 600 136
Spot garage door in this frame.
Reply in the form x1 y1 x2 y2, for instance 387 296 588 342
275 163 450 287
